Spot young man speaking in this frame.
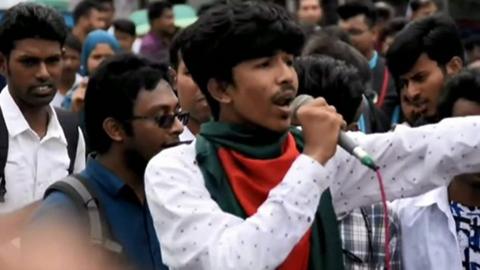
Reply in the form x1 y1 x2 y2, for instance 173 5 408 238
145 2 480 269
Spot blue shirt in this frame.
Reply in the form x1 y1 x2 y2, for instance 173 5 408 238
32 159 167 270
368 51 379 70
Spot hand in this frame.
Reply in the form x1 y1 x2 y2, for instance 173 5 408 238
71 79 88 113
296 97 345 165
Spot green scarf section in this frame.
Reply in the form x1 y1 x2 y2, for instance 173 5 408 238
195 122 344 270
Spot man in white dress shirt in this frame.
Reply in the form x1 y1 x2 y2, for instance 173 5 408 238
144 2 480 269
392 69 480 270
0 3 86 215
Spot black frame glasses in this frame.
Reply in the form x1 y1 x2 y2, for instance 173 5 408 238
130 111 189 129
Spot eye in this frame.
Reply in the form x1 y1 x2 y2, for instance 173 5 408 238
257 60 270 68
285 58 294 67
20 58 39 66
412 73 426 82
45 56 61 65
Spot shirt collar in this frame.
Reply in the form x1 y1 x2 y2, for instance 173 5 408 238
84 158 128 197
368 51 379 70
414 186 451 214
0 86 67 144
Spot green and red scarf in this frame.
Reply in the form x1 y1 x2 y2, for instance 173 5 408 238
195 122 344 270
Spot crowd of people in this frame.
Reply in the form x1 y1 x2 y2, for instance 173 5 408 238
0 0 480 269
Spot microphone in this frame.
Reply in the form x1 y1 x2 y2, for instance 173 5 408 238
291 95 378 171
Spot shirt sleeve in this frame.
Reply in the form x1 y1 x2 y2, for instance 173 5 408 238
145 145 329 270
73 127 86 173
328 116 480 215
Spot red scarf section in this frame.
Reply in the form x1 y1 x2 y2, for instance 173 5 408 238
217 134 311 270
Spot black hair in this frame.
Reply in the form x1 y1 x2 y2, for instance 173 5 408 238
438 69 480 118
410 0 441 12
321 25 351 44
337 0 377 28
0 3 68 57
302 31 371 87
197 0 228 17
113 19 136 36
85 54 172 154
374 1 395 23
73 0 105 25
64 33 82 53
170 29 188 70
379 17 408 44
386 14 464 82
464 35 480 52
148 1 173 23
181 1 305 120
295 55 364 124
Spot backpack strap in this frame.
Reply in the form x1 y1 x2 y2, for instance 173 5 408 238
44 174 123 254
54 108 79 174
0 108 8 203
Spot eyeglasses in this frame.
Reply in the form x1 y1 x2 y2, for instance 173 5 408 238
130 111 189 129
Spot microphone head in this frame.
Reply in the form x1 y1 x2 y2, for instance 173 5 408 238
291 95 314 125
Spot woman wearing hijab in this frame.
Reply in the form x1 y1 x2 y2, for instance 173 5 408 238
63 30 121 112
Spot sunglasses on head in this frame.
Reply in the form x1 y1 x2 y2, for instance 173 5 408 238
130 111 189 129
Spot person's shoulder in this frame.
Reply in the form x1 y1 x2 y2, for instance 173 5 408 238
149 141 197 168
30 191 84 227
390 187 447 217
140 33 157 47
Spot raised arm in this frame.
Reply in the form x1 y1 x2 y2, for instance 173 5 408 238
329 116 480 215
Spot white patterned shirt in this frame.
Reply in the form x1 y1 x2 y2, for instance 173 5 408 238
145 116 480 270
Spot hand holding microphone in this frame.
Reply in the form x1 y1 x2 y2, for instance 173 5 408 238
294 96 345 165
293 95 378 170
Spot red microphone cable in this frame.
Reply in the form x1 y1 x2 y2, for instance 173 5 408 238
375 168 390 270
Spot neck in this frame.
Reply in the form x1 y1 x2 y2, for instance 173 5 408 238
96 151 146 203
448 175 480 207
72 26 86 43
154 30 173 43
14 97 50 138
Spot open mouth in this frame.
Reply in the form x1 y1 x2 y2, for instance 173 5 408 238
272 91 296 107
31 85 55 96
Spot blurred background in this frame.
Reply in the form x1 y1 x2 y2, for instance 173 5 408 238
0 1 478 37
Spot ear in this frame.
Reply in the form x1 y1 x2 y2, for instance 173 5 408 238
0 53 7 76
207 78 233 105
102 117 127 144
446 56 463 76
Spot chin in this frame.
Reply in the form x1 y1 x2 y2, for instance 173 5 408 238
264 120 292 133
30 96 55 107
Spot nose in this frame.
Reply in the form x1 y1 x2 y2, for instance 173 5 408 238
276 59 295 86
36 62 50 81
404 81 421 101
170 117 184 136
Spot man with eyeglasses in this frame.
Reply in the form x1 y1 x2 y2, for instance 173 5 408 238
23 54 182 270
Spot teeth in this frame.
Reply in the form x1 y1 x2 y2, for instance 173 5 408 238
37 86 51 91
